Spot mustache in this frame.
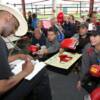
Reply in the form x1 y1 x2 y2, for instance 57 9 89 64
1 32 9 37
1 29 14 37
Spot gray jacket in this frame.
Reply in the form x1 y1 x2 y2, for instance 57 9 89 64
80 43 100 80
46 38 60 54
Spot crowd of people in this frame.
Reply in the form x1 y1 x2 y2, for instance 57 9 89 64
27 11 100 96
27 11 100 55
0 3 100 100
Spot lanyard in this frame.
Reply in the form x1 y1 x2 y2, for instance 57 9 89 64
96 58 100 65
96 52 100 65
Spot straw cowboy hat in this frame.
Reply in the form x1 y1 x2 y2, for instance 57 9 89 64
0 4 28 36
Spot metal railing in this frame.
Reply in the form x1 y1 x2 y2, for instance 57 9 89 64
7 1 100 17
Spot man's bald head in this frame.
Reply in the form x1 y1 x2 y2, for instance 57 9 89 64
0 10 19 37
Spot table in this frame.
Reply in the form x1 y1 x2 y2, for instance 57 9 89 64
45 52 82 70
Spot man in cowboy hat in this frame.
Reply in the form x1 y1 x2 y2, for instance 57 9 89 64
0 4 51 100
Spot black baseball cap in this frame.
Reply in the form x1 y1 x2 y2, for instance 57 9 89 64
78 23 88 29
77 23 88 32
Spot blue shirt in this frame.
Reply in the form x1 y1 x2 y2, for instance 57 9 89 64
32 34 46 46
31 18 38 29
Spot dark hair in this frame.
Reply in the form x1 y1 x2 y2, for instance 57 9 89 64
28 11 31 13
81 15 85 18
32 13 37 19
78 23 88 31
86 18 91 23
69 15 75 20
47 27 56 34
88 11 97 18
89 29 100 36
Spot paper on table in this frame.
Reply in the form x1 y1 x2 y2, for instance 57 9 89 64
2 35 20 42
25 62 46 80
10 60 46 80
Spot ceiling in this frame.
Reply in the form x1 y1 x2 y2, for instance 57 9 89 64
1 0 100 4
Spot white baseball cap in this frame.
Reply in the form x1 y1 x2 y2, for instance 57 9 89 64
0 4 28 37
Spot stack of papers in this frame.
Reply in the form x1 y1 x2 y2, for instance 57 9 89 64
2 35 20 50
10 60 46 80
2 35 20 42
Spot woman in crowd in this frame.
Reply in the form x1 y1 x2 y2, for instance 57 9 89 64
32 28 46 48
63 15 77 38
87 12 98 31
37 20 48 37
50 18 64 42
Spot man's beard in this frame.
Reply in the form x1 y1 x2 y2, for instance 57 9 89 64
1 25 14 37
1 32 10 37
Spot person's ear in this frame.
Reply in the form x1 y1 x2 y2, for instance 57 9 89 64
5 14 12 22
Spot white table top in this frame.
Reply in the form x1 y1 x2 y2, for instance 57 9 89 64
45 52 82 70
